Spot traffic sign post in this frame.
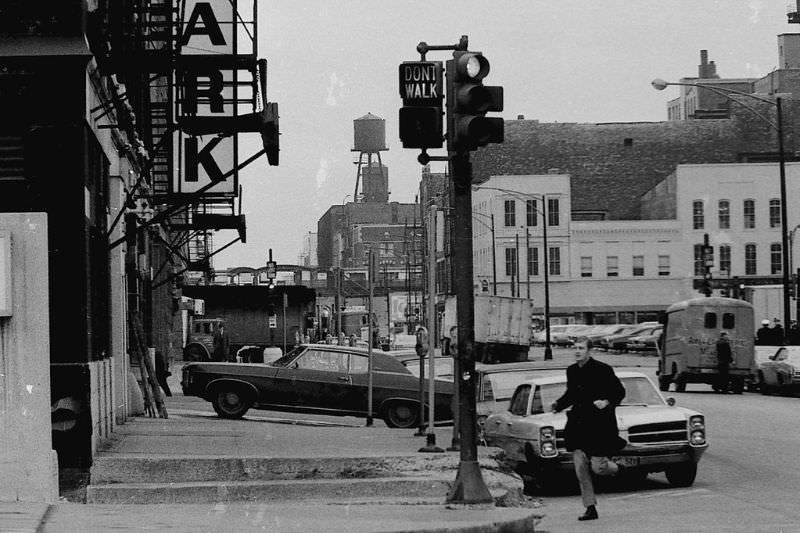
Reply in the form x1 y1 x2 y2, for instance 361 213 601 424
398 35 501 505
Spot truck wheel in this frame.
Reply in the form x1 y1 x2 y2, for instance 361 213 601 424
658 374 672 392
665 462 697 487
212 387 253 419
383 401 419 429
674 374 687 393
730 378 744 394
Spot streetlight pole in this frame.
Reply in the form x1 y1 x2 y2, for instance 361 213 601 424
471 211 497 295
473 186 553 359
652 79 791 342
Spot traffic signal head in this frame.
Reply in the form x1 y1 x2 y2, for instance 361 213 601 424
448 51 504 152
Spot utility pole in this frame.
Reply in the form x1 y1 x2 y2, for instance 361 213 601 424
525 226 531 299
367 248 374 426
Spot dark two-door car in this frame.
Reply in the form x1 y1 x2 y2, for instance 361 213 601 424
181 344 454 428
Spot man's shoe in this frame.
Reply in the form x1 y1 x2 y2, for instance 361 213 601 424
578 505 598 521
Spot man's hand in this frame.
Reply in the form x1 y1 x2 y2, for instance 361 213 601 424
593 399 610 409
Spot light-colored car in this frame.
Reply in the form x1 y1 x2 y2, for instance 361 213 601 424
484 371 708 491
532 325 590 347
475 361 568 440
755 345 800 394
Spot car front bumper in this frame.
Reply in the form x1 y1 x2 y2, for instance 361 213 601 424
533 442 707 473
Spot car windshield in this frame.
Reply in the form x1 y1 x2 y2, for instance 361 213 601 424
271 345 306 367
533 375 664 414
404 359 455 380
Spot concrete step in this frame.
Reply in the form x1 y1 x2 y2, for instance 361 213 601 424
86 476 456 504
90 454 463 484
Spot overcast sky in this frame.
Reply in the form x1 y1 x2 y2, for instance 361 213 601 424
212 0 794 269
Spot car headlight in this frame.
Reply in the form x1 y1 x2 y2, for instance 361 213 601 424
690 430 706 445
689 415 705 430
539 426 558 457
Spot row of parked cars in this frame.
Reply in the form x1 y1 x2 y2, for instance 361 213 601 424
180 343 707 493
532 322 663 352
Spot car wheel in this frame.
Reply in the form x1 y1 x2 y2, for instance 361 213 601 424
383 402 419 429
185 344 208 362
730 378 744 394
665 461 697 487
211 387 253 419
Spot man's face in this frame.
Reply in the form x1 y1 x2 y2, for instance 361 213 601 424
574 341 590 364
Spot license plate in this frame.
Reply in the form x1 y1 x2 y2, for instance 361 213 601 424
612 456 639 467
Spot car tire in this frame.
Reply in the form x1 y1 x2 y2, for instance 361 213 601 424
383 401 419 429
665 461 697 487
211 387 253 419
730 378 744 394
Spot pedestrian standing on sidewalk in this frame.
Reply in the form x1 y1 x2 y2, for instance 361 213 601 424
714 332 732 393
212 323 231 362
550 338 627 522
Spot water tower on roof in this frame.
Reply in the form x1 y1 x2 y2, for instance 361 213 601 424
352 113 389 203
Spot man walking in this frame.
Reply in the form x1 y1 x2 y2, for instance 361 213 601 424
551 338 627 521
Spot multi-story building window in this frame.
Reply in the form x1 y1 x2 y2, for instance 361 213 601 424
771 243 782 275
770 199 781 228
580 256 592 277
504 200 516 227
694 244 704 276
505 247 517 277
719 245 731 275
745 243 757 275
658 255 670 276
718 200 730 229
549 247 561 275
632 255 644 276
526 199 538 227
744 199 755 229
547 198 559 226
528 247 539 276
693 200 704 230
606 255 618 277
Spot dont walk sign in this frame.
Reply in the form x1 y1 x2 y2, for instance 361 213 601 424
399 61 443 105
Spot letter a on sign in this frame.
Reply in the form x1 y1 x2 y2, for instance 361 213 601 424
180 0 234 54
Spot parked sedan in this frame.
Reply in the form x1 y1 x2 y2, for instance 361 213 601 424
485 371 708 491
756 345 800 394
598 325 656 352
181 344 454 428
626 327 663 352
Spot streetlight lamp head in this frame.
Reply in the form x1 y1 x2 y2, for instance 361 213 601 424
651 78 669 91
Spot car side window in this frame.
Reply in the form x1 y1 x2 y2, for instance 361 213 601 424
530 387 544 415
296 350 348 372
350 354 369 373
509 385 531 416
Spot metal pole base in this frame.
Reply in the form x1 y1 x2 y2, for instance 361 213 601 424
418 432 444 453
446 460 494 504
544 346 553 361
365 416 373 427
447 435 460 452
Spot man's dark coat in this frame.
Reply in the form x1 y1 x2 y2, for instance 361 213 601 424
553 357 627 457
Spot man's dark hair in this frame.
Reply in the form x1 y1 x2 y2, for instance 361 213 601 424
576 337 593 350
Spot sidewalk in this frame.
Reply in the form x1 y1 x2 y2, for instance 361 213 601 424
4 372 544 533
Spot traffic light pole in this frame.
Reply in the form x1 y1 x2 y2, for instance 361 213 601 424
446 152 493 505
